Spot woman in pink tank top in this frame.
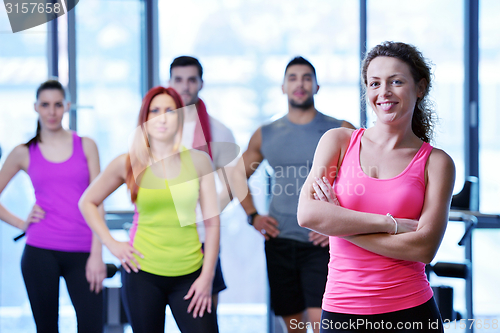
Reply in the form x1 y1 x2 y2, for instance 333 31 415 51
298 42 455 332
0 80 106 332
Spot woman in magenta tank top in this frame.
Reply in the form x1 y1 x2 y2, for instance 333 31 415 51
298 42 455 332
0 80 106 332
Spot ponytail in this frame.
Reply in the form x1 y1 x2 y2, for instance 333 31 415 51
26 120 42 147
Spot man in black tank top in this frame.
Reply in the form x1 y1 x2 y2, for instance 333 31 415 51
239 57 355 333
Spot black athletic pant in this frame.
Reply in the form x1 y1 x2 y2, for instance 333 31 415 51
21 244 103 333
121 267 219 333
320 298 443 332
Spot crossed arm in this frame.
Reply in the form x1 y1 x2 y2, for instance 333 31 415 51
297 128 456 264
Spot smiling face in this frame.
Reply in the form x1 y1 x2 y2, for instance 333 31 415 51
366 56 425 125
282 64 319 110
34 89 68 131
169 65 203 107
145 93 180 143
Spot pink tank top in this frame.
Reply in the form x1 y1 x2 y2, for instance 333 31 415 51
26 131 92 252
323 128 434 314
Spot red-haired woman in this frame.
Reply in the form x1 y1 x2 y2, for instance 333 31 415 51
79 86 220 333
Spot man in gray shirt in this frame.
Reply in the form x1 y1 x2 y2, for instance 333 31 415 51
240 57 355 333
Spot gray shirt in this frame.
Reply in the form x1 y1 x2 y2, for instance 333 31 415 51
261 112 343 243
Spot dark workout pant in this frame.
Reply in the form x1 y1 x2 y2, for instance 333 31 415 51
121 267 219 333
265 237 329 316
21 244 103 333
320 298 444 332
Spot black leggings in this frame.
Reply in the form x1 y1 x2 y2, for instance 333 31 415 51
21 245 103 333
320 298 444 332
121 267 219 333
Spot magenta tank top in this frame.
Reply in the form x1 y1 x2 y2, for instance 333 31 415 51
323 128 434 314
26 131 92 252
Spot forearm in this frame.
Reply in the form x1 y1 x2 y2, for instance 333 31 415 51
89 232 103 255
89 204 106 257
229 158 256 214
346 151 455 264
79 200 115 247
297 197 392 236
344 227 437 264
239 190 257 215
201 217 220 278
0 204 25 230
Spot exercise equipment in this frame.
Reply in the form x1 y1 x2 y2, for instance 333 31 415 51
103 263 128 333
428 176 478 333
102 211 134 333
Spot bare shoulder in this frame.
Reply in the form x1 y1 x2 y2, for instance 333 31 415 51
320 127 355 148
190 149 211 162
313 128 355 170
11 144 30 170
249 126 262 146
0 144 30 177
189 149 214 174
12 144 30 158
105 153 128 180
81 136 99 157
112 153 128 168
428 148 455 173
81 136 98 150
243 126 263 156
426 148 456 189
340 120 357 129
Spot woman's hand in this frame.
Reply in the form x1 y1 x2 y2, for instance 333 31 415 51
85 254 106 293
106 239 143 273
184 272 213 318
311 177 340 205
21 204 45 230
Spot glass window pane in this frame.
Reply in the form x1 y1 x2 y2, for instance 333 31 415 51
367 0 465 193
429 223 467 316
477 0 500 319
479 0 500 214
0 21 47 332
473 229 500 316
367 0 477 322
158 1 360 326
76 0 142 211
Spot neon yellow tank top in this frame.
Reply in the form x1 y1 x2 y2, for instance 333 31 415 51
129 148 202 276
